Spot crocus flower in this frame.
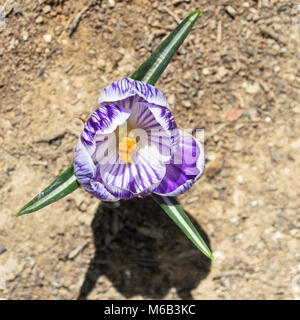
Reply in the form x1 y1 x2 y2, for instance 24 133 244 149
74 78 205 201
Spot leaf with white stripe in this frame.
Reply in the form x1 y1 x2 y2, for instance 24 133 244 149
152 194 213 259
16 165 79 216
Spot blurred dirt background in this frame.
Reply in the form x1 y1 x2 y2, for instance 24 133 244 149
0 0 300 300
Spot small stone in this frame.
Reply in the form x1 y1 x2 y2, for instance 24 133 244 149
43 34 52 43
35 16 44 24
237 175 244 184
5 256 24 281
233 141 242 152
251 200 258 207
108 0 115 8
265 116 271 123
246 13 253 21
183 100 191 109
245 82 260 94
43 5 51 14
225 6 237 18
168 94 175 105
216 66 228 80
284 167 290 174
213 251 224 259
202 68 210 76
272 231 284 240
261 0 269 7
274 65 280 73
226 108 243 122
205 154 223 178
54 26 62 36
22 31 29 41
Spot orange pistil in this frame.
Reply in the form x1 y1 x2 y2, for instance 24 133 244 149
118 136 137 163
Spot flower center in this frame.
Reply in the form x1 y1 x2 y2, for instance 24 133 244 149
118 133 137 163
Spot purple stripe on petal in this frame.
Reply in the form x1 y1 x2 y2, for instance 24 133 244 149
81 104 130 149
98 145 165 199
154 130 205 197
98 78 169 109
84 181 120 201
74 140 96 185
74 140 118 201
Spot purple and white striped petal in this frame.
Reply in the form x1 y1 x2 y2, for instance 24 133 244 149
154 130 205 197
98 78 169 109
74 140 96 185
81 104 130 149
99 145 166 199
98 79 179 152
82 181 120 202
74 140 119 201
128 101 179 159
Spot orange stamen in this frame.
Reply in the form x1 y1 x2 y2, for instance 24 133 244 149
118 136 137 163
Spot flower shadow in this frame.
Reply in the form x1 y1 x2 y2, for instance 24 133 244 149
78 197 212 300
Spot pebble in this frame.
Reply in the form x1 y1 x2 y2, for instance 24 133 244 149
225 6 237 18
5 256 24 281
213 251 224 259
22 32 29 41
237 175 244 184
183 100 191 109
43 5 51 14
202 68 210 76
108 0 115 8
226 108 243 122
233 141 242 152
265 116 271 123
284 167 290 174
261 0 269 8
205 154 223 178
272 231 284 240
245 82 260 94
35 16 44 24
168 94 175 105
43 34 52 43
216 66 228 80
251 200 258 207
274 65 280 73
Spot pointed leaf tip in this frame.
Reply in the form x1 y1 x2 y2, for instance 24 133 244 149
152 194 213 259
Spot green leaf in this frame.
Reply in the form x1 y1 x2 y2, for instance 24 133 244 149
16 164 79 216
131 9 201 86
152 194 213 259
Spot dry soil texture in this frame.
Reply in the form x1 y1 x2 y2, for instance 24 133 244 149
0 0 300 299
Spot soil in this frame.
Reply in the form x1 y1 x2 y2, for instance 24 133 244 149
0 0 299 300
